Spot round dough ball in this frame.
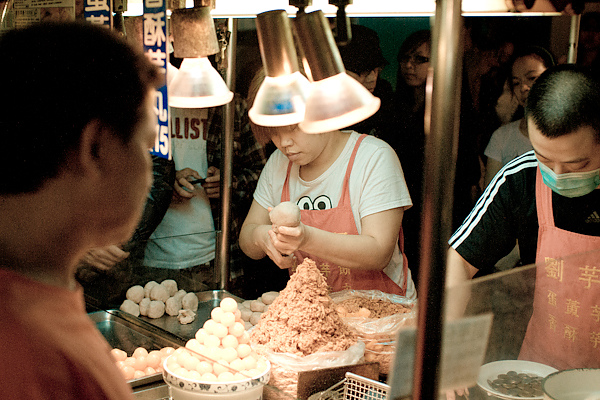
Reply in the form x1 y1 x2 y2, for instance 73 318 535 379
144 281 159 298
261 291 279 305
165 296 182 316
249 311 262 325
182 292 199 311
250 300 265 312
150 284 169 303
147 300 165 319
126 285 145 304
120 299 140 317
173 289 187 302
269 201 301 227
139 298 151 316
239 307 252 322
161 279 178 297
220 297 238 313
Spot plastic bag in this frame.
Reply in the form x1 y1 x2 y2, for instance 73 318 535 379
255 340 365 372
329 289 417 339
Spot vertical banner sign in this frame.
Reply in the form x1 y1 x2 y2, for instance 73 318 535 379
143 0 171 159
84 0 112 27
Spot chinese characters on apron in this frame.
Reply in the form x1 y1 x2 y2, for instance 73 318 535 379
280 134 407 295
519 168 600 369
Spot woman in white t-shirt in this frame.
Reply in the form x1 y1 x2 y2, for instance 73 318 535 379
484 45 555 188
239 70 415 298
239 124 416 298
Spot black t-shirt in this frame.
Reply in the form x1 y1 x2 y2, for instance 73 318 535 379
449 151 600 275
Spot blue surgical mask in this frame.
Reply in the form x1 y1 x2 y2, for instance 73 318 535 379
538 160 600 198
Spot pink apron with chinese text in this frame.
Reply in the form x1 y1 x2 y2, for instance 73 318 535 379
281 134 407 295
518 168 600 369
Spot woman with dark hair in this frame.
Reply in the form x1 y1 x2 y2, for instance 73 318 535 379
387 29 431 284
484 45 556 187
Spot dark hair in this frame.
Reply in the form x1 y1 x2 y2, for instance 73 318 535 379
338 24 388 75
0 22 160 194
508 45 555 92
395 30 431 108
526 64 600 141
396 30 431 64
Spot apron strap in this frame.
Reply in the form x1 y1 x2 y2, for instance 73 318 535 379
536 166 555 228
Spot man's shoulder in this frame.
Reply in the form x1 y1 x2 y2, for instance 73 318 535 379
487 151 538 188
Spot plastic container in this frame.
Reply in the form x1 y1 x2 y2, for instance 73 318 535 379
162 356 271 400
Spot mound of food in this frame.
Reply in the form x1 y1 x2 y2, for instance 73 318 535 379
250 258 356 355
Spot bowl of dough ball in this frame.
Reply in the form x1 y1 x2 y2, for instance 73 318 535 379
162 297 271 400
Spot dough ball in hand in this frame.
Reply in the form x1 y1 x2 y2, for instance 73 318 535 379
269 201 301 227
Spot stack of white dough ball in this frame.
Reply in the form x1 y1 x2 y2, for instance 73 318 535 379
167 297 269 382
237 291 279 329
120 279 199 324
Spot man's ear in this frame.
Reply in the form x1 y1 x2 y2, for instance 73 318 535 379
75 119 107 180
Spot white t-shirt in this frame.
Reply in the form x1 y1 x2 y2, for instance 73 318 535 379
484 119 533 166
254 131 416 298
144 108 216 269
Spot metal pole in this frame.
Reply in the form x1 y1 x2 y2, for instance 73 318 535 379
567 14 580 64
218 17 237 290
411 0 463 398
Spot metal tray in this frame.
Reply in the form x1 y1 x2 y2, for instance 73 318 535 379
135 290 243 342
89 309 186 388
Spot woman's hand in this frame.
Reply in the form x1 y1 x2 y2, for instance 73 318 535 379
268 223 307 257
253 224 297 269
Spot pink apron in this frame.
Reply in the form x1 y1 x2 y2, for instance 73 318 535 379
281 134 408 295
518 168 600 369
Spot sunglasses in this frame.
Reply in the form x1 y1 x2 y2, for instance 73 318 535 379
399 54 430 65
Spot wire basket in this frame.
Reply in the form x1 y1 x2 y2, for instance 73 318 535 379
308 372 390 400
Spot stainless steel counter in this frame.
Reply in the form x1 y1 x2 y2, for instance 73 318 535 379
90 290 243 400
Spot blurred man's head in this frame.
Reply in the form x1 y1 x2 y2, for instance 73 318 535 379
338 24 388 93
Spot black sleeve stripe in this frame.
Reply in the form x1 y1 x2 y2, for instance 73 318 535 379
449 151 538 248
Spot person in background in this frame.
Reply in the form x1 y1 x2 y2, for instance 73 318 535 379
447 64 600 370
456 18 516 230
484 45 555 188
76 155 175 308
388 29 431 284
142 93 267 298
240 70 416 298
0 21 160 399
337 24 395 139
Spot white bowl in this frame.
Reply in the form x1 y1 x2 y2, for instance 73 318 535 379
543 369 600 400
162 355 271 400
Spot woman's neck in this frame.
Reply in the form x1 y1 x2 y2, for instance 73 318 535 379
519 117 529 138
413 85 426 112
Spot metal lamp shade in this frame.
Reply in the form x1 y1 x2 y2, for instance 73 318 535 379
294 10 380 133
168 6 232 108
168 57 233 108
249 10 310 126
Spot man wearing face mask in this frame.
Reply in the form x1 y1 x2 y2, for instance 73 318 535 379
446 64 600 370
